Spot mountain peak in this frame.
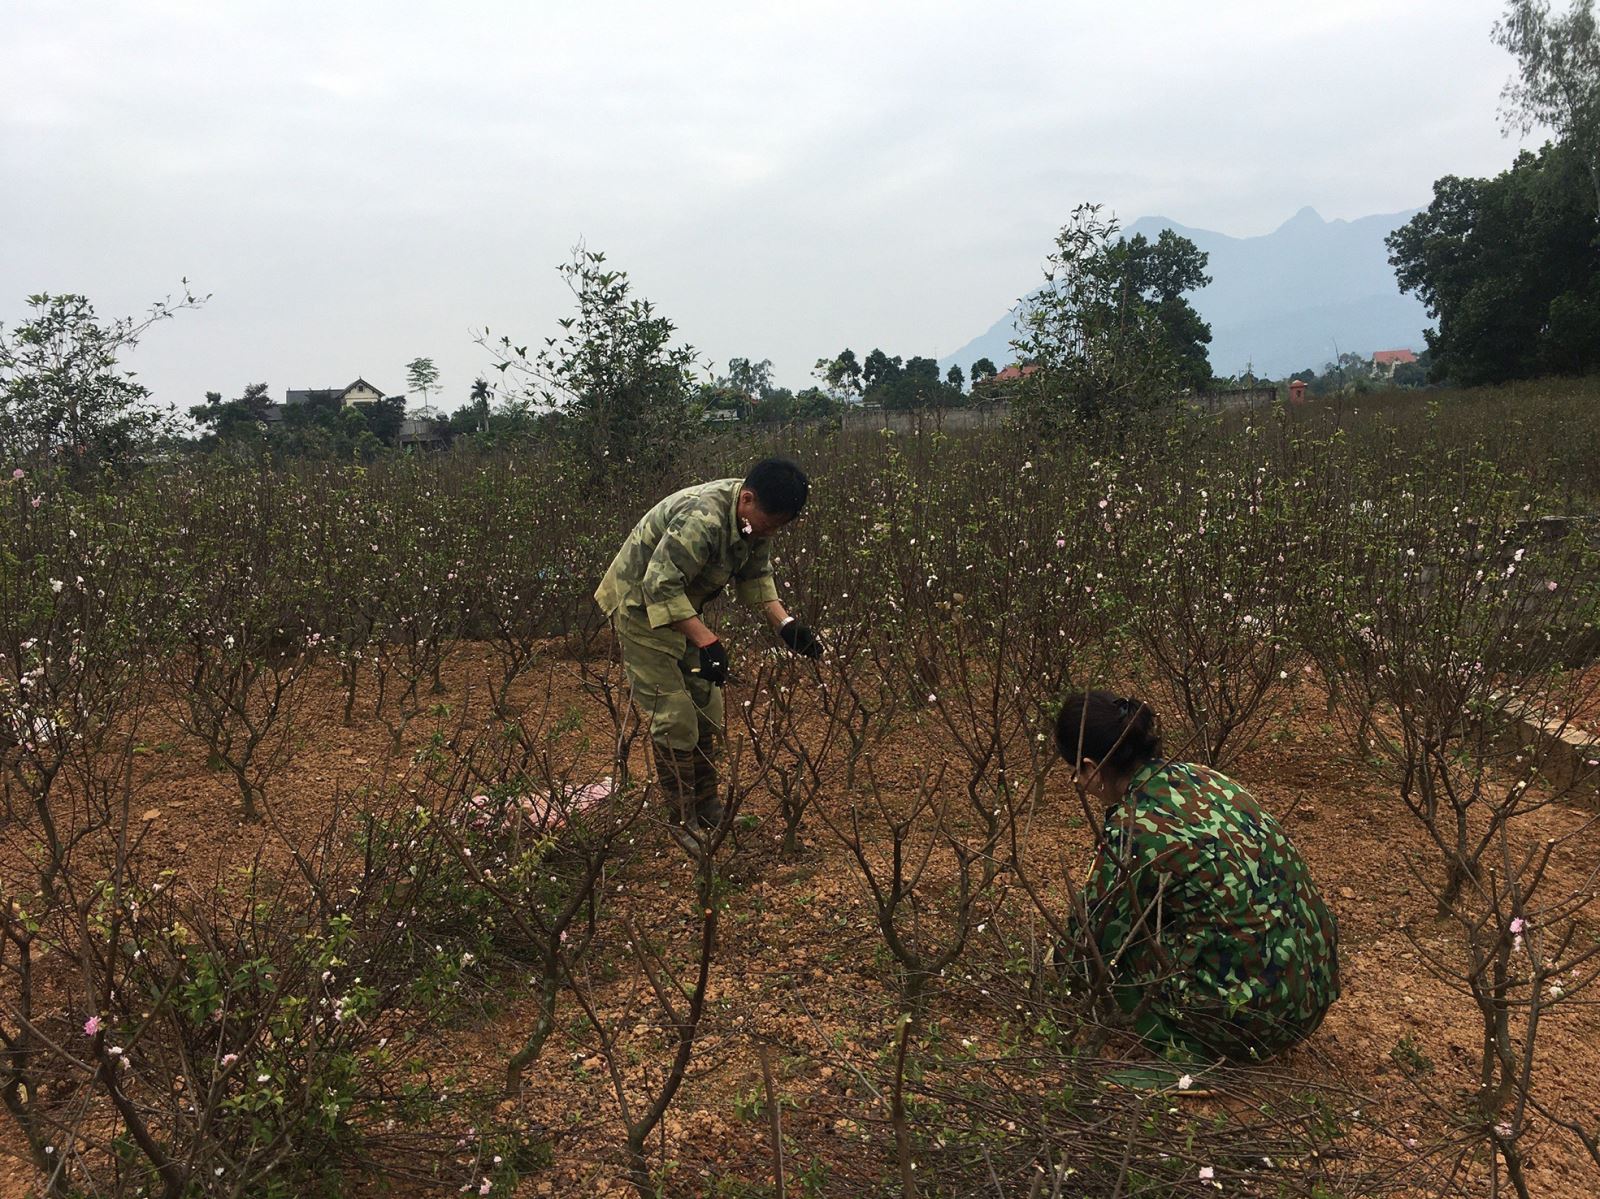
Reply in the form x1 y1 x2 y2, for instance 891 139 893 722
1276 205 1325 233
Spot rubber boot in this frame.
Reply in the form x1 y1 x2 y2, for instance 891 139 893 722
692 724 724 831
651 741 701 851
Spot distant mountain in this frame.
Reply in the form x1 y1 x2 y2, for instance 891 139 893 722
941 207 1430 381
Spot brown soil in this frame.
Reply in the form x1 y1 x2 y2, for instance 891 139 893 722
3 647 1599 1198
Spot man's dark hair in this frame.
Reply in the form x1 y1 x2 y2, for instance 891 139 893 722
1054 690 1162 775
743 457 809 518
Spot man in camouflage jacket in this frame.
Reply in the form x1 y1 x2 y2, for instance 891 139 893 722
1082 759 1340 1062
594 458 823 840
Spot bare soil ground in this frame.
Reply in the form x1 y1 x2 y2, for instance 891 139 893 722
4 645 1599 1197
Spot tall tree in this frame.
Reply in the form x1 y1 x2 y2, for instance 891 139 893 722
465 376 491 433
725 356 774 399
1494 0 1600 209
969 357 998 387
1388 141 1600 383
1107 230 1215 391
405 357 440 407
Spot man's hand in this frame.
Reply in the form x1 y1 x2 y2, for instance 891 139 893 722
779 618 824 659
697 639 730 685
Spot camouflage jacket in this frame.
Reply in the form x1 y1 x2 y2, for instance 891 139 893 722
1083 760 1339 1040
594 479 780 628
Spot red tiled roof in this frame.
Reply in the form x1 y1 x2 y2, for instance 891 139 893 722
1372 350 1417 366
991 364 1041 383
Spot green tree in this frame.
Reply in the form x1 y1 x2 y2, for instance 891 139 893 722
791 386 840 420
338 404 384 460
854 353 964 411
363 394 407 447
746 384 840 424
1387 141 1600 383
405 357 440 407
1106 230 1214 391
276 391 361 459
1320 352 1380 394
813 348 863 400
694 357 778 420
189 382 274 444
876 355 955 410
1494 0 1600 209
1120 228 1216 388
861 348 902 391
746 387 792 423
945 363 965 392
1114 229 1211 301
1010 204 1183 432
1392 350 1434 387
969 357 998 387
465 376 491 433
482 247 697 479
0 286 204 469
725 356 774 400
1283 365 1322 394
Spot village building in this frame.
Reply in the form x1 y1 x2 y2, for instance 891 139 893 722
264 378 388 425
965 362 1040 402
988 364 1040 384
1371 349 1418 377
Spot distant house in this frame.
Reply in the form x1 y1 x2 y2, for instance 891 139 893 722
971 363 1040 399
267 378 389 424
990 364 1040 385
397 405 448 450
1372 350 1418 377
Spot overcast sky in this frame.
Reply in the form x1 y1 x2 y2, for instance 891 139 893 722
2 0 1537 412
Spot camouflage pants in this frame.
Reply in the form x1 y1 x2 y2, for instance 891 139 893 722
1118 983 1330 1063
612 611 724 753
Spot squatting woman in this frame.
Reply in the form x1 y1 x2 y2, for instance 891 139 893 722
1056 691 1340 1063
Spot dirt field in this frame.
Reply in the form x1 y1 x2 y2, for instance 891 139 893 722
4 645 1598 1198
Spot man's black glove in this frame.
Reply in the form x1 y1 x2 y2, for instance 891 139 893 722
697 638 730 685
779 618 824 660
